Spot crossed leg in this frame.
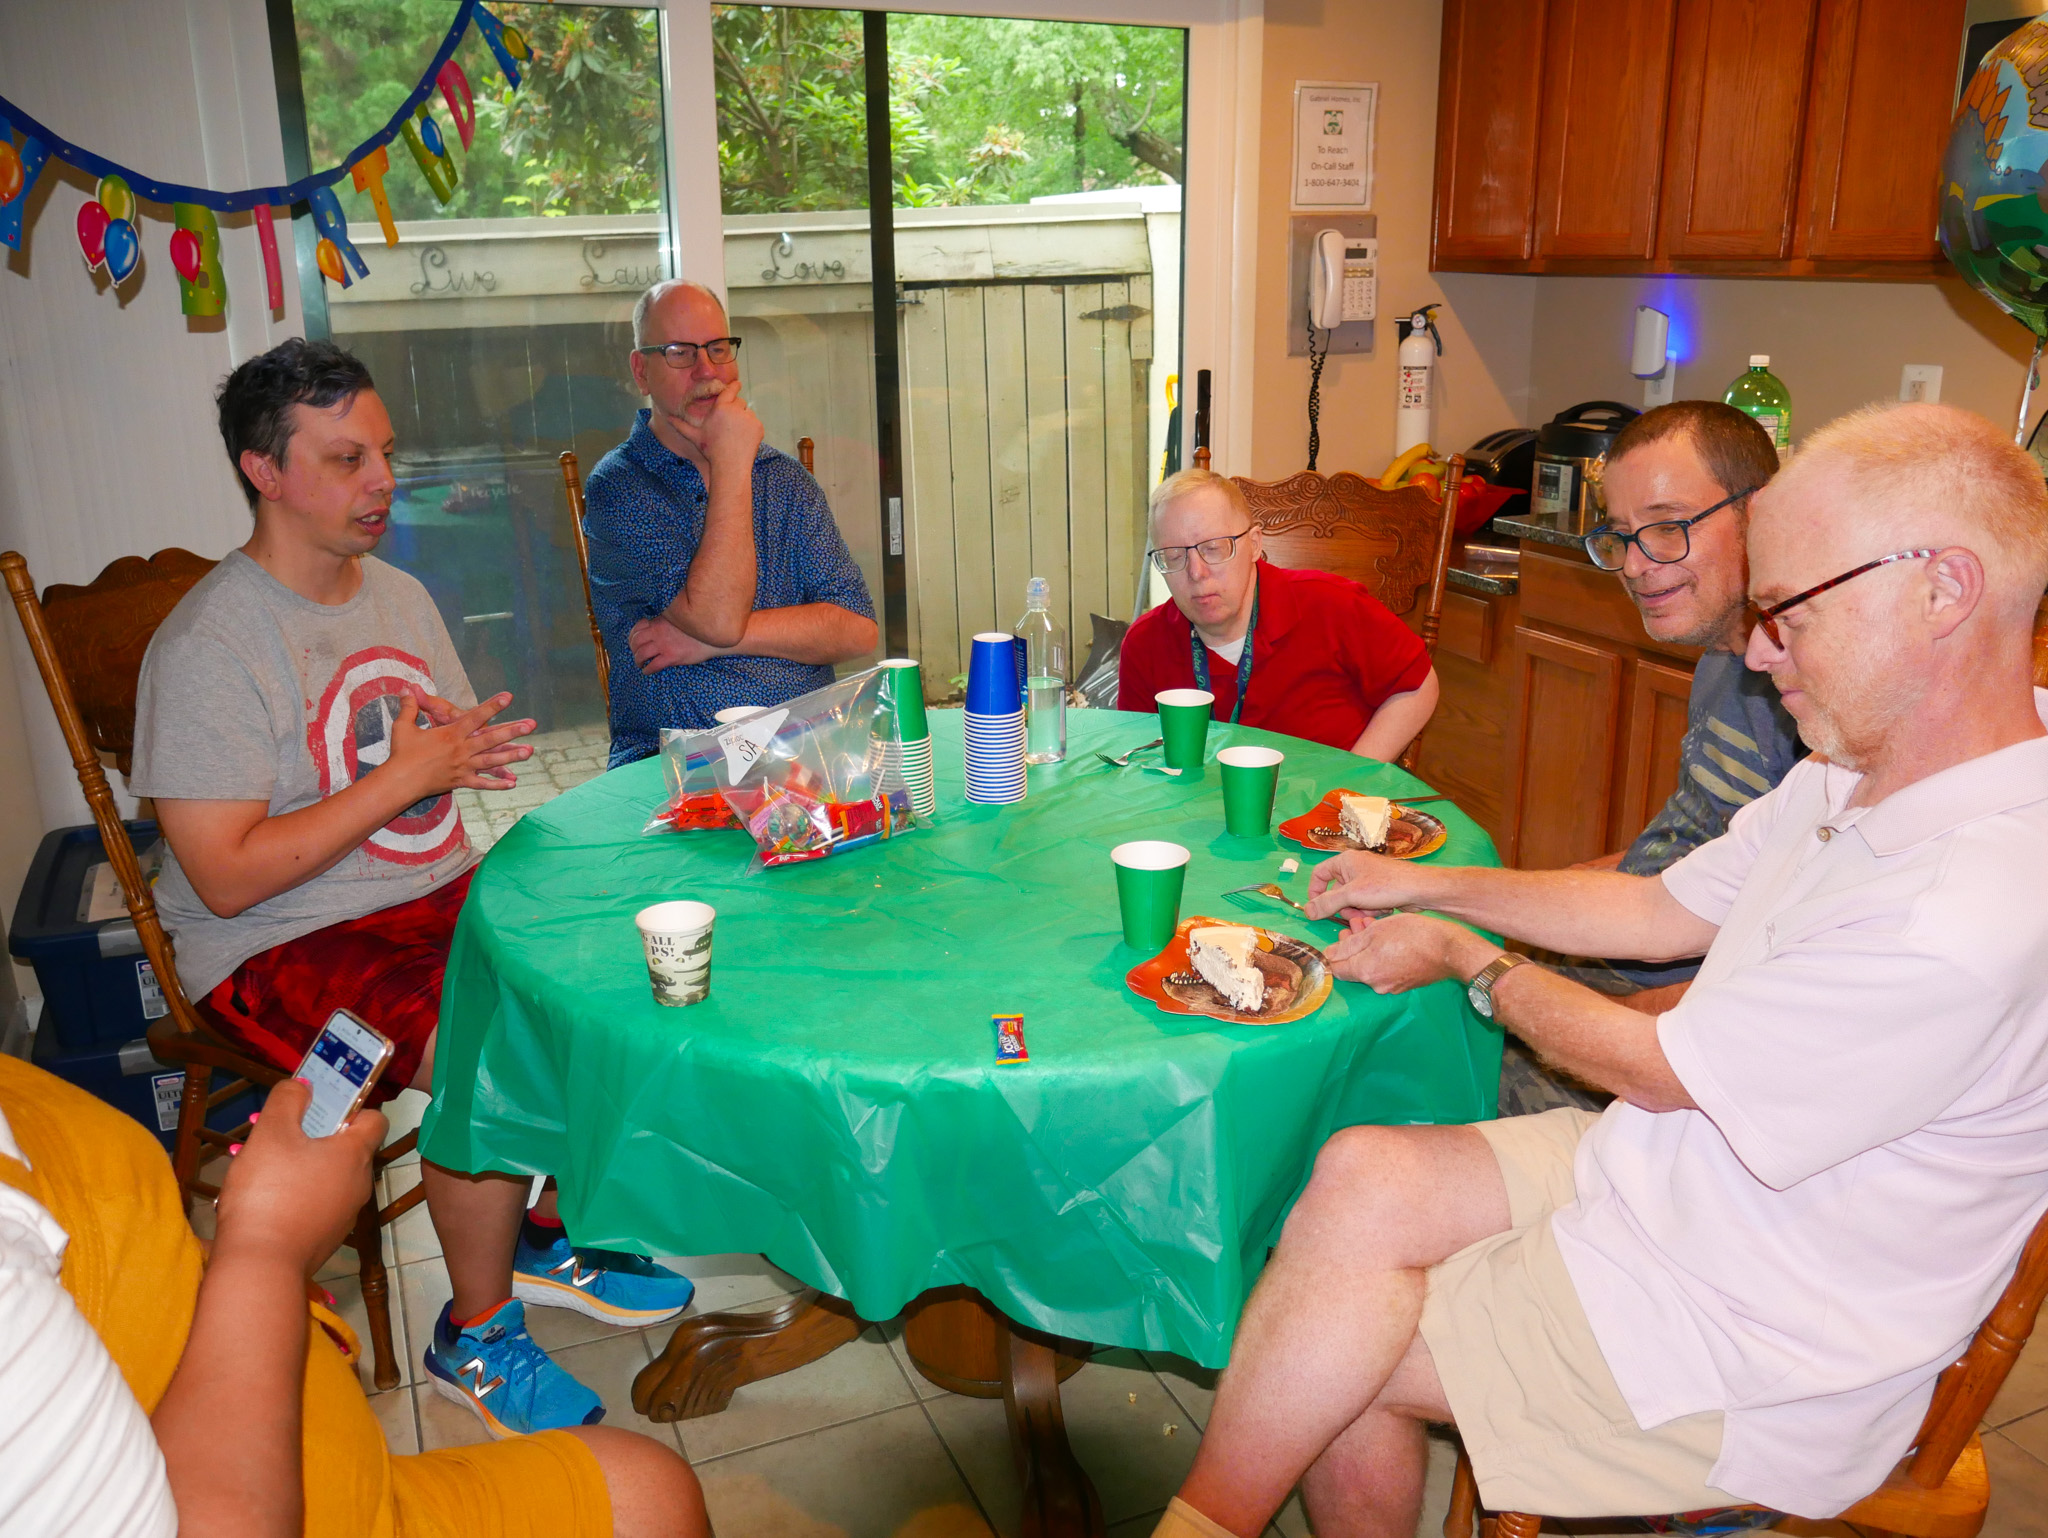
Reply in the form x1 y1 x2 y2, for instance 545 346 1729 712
1174 1123 1513 1538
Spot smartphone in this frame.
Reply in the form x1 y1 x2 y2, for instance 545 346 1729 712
293 1009 395 1138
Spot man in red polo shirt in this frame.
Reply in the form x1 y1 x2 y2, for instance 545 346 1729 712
1117 469 1439 757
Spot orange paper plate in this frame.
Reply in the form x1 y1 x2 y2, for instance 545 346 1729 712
1278 790 1448 859
1125 915 1334 1026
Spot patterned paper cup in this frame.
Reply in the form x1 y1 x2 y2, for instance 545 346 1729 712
1111 840 1190 952
635 900 716 1007
1156 688 1214 769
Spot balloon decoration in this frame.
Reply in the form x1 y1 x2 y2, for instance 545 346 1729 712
103 216 140 284
172 202 224 316
0 0 527 309
0 134 44 249
75 197 109 269
399 102 459 206
1941 17 2048 436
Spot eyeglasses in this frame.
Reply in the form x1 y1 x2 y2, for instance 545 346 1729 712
1149 532 1251 574
635 337 743 369
1584 485 1759 571
1748 548 1939 646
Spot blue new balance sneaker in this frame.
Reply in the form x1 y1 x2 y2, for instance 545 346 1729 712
422 1299 604 1439
512 1220 697 1326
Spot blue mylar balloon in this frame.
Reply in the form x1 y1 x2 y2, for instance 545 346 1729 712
103 217 140 283
420 114 445 159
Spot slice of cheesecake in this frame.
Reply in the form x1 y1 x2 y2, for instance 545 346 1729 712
1339 793 1394 850
1188 924 1266 1013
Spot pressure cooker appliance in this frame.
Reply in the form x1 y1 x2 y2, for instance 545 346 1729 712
1532 400 1639 532
1462 427 1537 525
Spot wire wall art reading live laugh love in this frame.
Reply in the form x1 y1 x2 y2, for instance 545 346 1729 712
0 0 528 319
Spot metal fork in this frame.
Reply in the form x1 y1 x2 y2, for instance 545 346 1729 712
1224 882 1310 915
1095 736 1163 768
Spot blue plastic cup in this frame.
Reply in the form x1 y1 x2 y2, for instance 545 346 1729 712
967 632 1025 716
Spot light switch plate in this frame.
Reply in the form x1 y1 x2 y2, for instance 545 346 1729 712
1900 364 1943 404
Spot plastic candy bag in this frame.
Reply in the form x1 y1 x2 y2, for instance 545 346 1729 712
650 667 923 869
644 727 741 834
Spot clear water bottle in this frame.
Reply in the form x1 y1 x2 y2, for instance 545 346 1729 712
1015 576 1067 764
1725 355 1792 454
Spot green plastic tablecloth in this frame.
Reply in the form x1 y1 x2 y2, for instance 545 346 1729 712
421 707 1502 1366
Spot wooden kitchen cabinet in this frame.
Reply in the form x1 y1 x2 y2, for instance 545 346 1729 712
1659 0 1819 260
1433 0 1966 275
1533 0 1678 260
1505 627 1624 868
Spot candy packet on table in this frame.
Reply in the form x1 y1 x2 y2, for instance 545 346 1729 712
703 667 925 870
643 727 742 834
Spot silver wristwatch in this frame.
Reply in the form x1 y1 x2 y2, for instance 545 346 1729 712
1466 952 1530 1020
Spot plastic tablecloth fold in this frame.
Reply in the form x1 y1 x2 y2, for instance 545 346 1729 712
421 708 1503 1366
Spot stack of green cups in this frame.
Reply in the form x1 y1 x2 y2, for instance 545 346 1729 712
1216 745 1285 835
1111 840 1190 952
1156 688 1214 770
881 659 937 817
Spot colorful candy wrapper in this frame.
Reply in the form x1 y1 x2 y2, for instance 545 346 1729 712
993 1014 1029 1064
646 726 740 833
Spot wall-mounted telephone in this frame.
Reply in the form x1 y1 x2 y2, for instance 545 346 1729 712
1309 229 1377 329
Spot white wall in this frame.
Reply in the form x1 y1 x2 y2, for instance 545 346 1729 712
0 0 307 993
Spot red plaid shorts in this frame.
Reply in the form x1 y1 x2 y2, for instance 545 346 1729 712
204 870 475 1105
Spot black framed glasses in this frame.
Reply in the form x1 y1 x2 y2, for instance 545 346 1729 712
635 337 743 369
1583 484 1759 571
1748 549 1939 646
1149 531 1250 574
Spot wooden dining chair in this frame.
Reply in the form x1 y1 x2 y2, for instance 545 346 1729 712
1231 456 1465 768
798 436 816 474
557 449 611 701
1443 1199 2048 1538
1 548 424 1390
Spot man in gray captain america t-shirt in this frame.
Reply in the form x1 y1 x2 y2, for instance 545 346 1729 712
1502 401 1803 1115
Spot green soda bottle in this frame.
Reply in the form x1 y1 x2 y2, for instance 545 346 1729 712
1725 355 1792 453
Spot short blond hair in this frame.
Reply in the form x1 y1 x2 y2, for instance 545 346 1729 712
1149 467 1254 532
1772 402 2048 602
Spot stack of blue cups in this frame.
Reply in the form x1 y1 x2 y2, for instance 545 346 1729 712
963 631 1027 805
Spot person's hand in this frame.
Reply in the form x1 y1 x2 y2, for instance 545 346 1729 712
672 378 764 471
212 1078 386 1277
630 615 726 673
1325 912 1491 994
1305 849 1426 926
382 690 535 799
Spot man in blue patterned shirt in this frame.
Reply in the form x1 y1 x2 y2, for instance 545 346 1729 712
584 280 878 764
1503 401 1804 1114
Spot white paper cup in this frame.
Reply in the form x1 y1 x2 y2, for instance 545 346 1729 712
635 900 716 1007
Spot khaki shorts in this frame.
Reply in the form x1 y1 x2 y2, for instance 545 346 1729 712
1418 1108 1738 1518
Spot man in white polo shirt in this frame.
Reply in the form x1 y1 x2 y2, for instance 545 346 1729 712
1148 400 2048 1538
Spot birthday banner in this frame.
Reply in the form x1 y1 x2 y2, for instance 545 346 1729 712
0 0 528 313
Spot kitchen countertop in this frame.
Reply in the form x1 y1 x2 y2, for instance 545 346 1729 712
1447 567 1517 597
1492 511 1593 552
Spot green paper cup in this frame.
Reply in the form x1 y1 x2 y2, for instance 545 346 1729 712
881 658 929 741
1111 840 1191 953
1217 745 1285 836
1156 688 1214 769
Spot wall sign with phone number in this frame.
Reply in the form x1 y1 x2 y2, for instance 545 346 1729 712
1292 81 1377 211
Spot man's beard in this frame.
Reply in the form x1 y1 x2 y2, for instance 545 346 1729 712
1782 633 1922 771
1627 573 1743 650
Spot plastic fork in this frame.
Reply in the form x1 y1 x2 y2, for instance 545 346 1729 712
1223 883 1310 915
1095 736 1163 768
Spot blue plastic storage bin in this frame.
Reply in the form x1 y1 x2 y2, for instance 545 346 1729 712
9 821 172 1054
29 1018 261 1155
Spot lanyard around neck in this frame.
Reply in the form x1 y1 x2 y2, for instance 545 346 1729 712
1190 577 1259 725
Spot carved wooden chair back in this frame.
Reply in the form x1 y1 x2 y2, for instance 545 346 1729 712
1446 1197 2048 1538
1230 456 1465 653
557 450 611 701
1 546 424 1391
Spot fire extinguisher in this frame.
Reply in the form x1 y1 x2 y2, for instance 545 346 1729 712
1396 304 1444 456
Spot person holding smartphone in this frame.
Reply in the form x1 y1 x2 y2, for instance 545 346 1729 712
128 340 698 1438
0 1053 707 1537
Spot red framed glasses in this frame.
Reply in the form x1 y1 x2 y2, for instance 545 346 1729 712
1748 548 1938 646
